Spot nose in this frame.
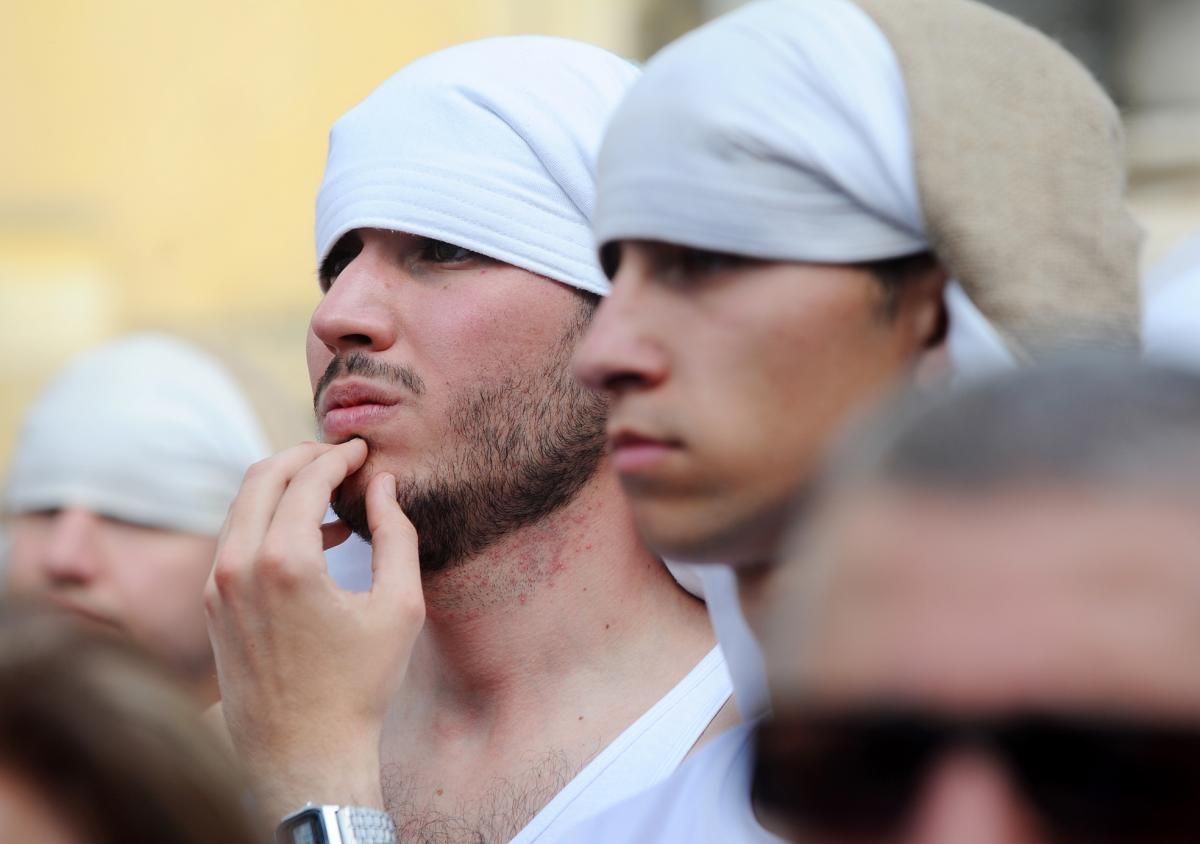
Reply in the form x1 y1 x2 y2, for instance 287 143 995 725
310 234 401 358
573 263 669 396
905 750 1044 844
40 508 103 586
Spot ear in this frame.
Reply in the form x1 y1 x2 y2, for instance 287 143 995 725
898 261 951 388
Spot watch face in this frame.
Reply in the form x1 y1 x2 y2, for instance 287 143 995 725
279 810 327 844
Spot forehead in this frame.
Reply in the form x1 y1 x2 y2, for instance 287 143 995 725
771 486 1200 717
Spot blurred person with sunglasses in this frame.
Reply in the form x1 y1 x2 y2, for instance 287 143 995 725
2 333 303 705
754 360 1200 843
564 0 1141 840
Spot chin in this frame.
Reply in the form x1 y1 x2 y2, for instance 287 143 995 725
632 507 748 566
633 492 791 567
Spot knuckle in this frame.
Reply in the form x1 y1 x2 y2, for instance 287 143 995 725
241 458 274 482
255 545 300 586
210 560 242 598
202 582 221 618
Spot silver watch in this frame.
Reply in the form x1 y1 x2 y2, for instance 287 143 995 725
276 803 396 844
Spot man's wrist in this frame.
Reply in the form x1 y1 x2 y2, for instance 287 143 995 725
255 745 385 820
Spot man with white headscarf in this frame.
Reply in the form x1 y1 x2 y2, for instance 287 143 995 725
3 333 290 705
204 37 734 844
566 0 1141 839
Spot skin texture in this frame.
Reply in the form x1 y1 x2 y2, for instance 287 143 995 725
573 240 946 566
5 509 218 702
759 485 1200 843
206 229 721 839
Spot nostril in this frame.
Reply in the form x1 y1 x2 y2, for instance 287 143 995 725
602 372 646 393
341 333 372 347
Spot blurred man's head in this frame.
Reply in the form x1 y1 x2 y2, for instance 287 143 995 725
755 361 1200 843
307 37 638 577
575 0 1139 568
3 334 280 694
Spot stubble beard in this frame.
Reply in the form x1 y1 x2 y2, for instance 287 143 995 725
329 322 607 574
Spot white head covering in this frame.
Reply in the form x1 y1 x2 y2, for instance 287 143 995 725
4 334 271 536
1145 233 1200 368
595 0 1020 377
595 0 1141 717
315 36 639 297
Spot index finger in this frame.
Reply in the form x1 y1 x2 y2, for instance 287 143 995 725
364 472 423 608
263 439 370 551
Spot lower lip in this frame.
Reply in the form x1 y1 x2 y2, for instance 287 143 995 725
49 600 117 630
611 442 676 473
321 404 399 438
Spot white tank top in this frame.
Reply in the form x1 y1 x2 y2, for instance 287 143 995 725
510 645 733 842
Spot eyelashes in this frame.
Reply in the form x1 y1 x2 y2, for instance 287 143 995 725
318 236 489 290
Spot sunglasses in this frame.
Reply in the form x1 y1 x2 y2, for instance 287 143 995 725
752 707 1200 842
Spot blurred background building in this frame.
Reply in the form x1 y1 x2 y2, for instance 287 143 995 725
2 0 1197 465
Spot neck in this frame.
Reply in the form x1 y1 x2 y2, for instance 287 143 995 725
175 657 222 709
404 465 710 713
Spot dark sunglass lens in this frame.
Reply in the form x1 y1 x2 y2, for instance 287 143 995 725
753 712 942 838
1006 716 1200 843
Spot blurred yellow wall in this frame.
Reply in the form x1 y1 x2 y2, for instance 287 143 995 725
2 0 1197 472
0 0 642 467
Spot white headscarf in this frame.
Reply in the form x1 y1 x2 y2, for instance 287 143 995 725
4 334 271 536
594 0 1016 380
315 36 640 297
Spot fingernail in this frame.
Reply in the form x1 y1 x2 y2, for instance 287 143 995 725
385 473 397 496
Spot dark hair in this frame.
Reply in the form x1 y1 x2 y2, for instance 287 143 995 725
571 287 602 319
859 251 940 318
0 609 264 844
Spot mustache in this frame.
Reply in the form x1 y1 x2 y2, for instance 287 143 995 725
314 352 427 412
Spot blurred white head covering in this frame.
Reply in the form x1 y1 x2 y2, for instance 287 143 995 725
4 334 271 536
315 36 639 297
596 0 1142 718
1145 233 1200 368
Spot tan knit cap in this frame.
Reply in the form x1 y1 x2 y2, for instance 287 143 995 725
855 0 1143 356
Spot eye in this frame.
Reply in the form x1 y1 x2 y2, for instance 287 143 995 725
600 242 622 279
319 233 364 289
676 247 750 276
421 239 481 264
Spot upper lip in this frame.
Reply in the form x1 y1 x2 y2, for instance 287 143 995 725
318 379 404 418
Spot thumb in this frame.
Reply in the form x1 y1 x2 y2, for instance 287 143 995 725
365 473 423 609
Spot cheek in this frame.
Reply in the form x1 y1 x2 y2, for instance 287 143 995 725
109 536 216 612
2 530 47 587
422 295 568 384
306 329 331 390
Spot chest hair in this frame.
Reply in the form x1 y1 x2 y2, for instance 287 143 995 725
382 748 585 844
